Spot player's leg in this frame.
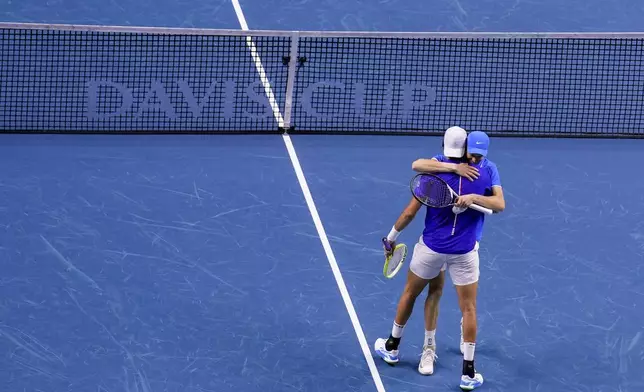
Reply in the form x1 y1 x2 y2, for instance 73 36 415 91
374 268 428 364
455 281 480 389
418 268 445 375
374 239 445 365
423 270 445 344
447 248 484 390
460 241 479 354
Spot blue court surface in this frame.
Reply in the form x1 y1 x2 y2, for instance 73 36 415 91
2 0 644 391
1 134 644 392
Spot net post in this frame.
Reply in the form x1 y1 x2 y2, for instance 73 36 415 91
281 31 300 133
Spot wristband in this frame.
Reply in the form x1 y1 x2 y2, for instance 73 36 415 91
386 226 400 242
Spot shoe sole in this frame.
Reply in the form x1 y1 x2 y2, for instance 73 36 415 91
418 366 434 375
376 351 399 365
460 379 483 390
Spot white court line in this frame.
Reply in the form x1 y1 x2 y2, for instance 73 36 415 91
230 2 387 392
231 0 284 128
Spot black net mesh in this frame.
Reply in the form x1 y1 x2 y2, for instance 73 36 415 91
2 26 644 137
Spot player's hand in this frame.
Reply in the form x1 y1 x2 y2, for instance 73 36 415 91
455 163 479 181
383 239 395 258
455 194 477 208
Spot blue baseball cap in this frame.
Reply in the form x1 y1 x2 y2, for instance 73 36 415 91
467 131 490 156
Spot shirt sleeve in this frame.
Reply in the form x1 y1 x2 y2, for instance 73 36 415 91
432 154 447 162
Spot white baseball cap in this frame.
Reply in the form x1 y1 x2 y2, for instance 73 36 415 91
443 126 467 158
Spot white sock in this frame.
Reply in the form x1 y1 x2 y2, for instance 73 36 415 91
391 322 405 338
424 329 436 347
463 342 476 361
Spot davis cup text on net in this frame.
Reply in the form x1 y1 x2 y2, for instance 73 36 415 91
85 79 436 121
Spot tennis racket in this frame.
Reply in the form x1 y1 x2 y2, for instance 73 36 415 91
381 237 407 278
410 173 493 215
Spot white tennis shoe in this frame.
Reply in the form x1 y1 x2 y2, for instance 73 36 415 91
418 345 437 375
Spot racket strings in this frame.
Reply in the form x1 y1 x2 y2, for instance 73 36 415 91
386 258 400 275
413 175 453 207
385 245 407 277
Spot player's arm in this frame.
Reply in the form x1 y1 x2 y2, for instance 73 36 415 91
386 197 422 243
457 164 505 212
463 186 505 213
411 158 453 173
412 158 479 181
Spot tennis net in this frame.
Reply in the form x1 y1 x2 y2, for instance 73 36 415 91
2 22 644 137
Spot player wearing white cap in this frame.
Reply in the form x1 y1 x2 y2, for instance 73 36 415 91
412 129 504 357
374 127 505 390
372 127 468 369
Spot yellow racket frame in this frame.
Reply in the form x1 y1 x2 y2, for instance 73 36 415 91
383 243 408 278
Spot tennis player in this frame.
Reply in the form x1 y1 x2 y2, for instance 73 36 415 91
378 126 477 370
412 130 503 355
383 126 472 374
374 130 505 390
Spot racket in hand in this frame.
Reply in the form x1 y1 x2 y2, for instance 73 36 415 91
410 173 493 215
382 237 407 278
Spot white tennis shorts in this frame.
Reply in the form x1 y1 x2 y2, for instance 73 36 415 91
409 237 480 286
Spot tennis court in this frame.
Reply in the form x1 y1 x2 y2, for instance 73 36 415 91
2 1 644 392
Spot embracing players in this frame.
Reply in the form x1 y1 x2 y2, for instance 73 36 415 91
374 127 505 390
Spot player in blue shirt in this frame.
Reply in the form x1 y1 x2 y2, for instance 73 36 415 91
412 132 503 356
374 130 505 390
373 127 472 373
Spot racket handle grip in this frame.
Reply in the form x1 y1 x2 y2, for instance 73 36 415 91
470 203 494 215
381 237 393 251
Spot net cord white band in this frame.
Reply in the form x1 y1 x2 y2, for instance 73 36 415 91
3 22 644 39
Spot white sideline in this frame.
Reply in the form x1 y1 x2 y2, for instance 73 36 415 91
230 1 387 391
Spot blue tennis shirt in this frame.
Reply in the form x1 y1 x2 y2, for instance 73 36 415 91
421 155 501 254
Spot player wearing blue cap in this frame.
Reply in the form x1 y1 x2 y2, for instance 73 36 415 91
375 129 504 390
413 130 504 355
